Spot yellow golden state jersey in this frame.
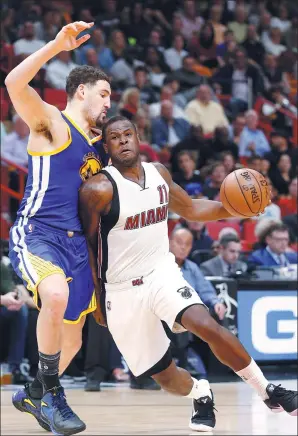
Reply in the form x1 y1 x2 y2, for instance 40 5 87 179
16 111 108 232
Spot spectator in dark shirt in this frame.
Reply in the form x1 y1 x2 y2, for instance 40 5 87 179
188 22 218 69
242 24 265 65
216 29 235 59
265 131 298 170
202 162 227 200
181 220 214 265
133 66 157 105
269 153 295 195
173 151 202 194
173 55 202 93
120 2 152 45
96 0 121 38
208 126 239 159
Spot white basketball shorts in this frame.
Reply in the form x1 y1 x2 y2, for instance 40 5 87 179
105 256 203 377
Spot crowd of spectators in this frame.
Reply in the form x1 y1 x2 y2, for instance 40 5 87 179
1 0 297 387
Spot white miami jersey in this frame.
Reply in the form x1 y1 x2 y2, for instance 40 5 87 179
98 162 172 284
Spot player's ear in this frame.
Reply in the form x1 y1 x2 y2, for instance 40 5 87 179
77 84 85 100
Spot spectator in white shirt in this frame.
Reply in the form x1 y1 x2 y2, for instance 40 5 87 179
46 51 78 90
1 115 29 167
270 4 291 34
180 0 204 41
185 85 229 135
149 86 187 120
13 21 45 57
164 34 188 71
262 27 286 56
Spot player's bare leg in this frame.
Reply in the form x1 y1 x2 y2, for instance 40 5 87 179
13 275 86 434
181 305 297 416
59 316 86 375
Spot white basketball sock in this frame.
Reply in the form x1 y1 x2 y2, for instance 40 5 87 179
236 359 269 400
186 378 212 400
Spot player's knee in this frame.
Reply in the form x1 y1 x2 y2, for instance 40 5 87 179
182 307 220 342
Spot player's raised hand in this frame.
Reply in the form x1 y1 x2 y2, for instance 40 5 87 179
54 21 94 52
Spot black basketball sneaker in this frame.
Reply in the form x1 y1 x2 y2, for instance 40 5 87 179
264 383 298 415
189 391 216 432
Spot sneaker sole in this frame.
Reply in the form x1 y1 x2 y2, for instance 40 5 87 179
41 411 86 436
12 397 51 432
269 406 298 416
189 421 215 432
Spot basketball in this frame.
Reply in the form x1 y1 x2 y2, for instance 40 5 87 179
220 169 270 218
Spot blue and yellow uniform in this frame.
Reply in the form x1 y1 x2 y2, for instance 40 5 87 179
9 112 108 323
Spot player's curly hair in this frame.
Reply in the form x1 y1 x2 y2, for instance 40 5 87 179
65 66 110 100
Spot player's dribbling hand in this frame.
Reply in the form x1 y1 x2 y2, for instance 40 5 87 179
54 21 94 52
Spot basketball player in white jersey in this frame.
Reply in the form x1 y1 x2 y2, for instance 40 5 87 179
79 116 297 431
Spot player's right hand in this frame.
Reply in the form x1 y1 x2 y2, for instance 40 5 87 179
54 21 94 52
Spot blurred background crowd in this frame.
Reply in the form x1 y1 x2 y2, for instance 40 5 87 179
1 0 297 390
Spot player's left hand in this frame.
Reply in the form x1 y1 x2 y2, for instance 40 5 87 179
214 302 226 320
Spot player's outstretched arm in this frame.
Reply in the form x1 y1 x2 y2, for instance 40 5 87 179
5 21 93 130
153 163 242 221
79 173 113 326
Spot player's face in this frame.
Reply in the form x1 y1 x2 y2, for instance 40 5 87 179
84 80 111 127
105 120 140 167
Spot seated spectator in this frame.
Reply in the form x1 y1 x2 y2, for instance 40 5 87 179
118 88 140 121
262 26 286 56
248 222 297 266
145 28 166 54
246 155 262 173
188 22 218 69
164 34 188 71
120 1 152 46
209 4 227 45
173 151 202 193
133 109 152 143
212 47 265 117
109 28 127 62
164 12 184 47
228 5 248 44
182 220 214 264
270 4 291 34
13 21 45 57
262 54 289 92
149 85 187 120
267 85 297 136
139 143 159 163
238 110 270 157
277 177 298 218
180 0 204 42
76 27 114 71
0 253 30 384
33 8 59 43
169 228 226 370
202 161 227 200
95 0 121 38
133 66 157 105
265 131 298 169
151 100 190 149
1 115 29 167
208 126 238 159
242 24 265 65
46 51 78 90
185 85 229 135
200 234 247 276
220 151 238 174
269 153 295 195
170 125 209 172
228 114 246 145
144 45 171 89
216 29 236 59
260 158 271 178
173 55 202 93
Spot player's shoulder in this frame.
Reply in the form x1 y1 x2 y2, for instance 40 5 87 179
152 162 172 184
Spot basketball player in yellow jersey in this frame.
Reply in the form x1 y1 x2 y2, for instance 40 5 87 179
5 21 111 435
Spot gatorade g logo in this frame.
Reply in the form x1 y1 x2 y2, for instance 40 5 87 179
251 296 297 354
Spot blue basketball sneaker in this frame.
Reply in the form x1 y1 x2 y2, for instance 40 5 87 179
40 386 86 435
12 383 51 431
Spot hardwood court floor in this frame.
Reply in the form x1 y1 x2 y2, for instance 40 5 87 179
1 380 297 435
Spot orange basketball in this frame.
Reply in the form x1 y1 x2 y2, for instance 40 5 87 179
220 169 270 218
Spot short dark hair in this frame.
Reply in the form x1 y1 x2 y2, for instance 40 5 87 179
65 66 110 100
134 66 148 75
102 116 136 143
219 234 240 248
266 223 289 238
